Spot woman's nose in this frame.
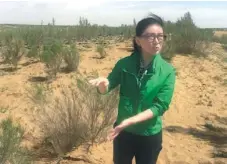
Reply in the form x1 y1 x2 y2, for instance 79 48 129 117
153 37 159 44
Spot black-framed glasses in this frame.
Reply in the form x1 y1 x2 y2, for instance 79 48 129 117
140 33 167 42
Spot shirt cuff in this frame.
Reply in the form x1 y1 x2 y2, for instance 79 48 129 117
149 106 159 118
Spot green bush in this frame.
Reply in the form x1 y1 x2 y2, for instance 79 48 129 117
161 34 176 61
96 43 107 59
40 39 80 77
20 27 44 58
174 12 212 55
1 34 25 69
213 34 227 44
62 43 80 72
40 38 63 78
161 21 176 61
0 118 32 164
163 12 213 58
222 44 227 51
213 34 227 51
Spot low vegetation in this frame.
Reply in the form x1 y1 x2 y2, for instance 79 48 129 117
163 12 213 60
0 12 216 68
222 44 227 51
0 118 32 164
26 83 52 106
213 34 227 44
62 43 80 72
1 35 25 70
29 73 118 161
96 43 107 59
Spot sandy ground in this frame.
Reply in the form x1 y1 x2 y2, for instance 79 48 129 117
0 42 227 164
214 31 227 37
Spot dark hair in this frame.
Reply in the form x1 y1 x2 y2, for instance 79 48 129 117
133 13 164 52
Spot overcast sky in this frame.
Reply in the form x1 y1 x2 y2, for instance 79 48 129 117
0 0 227 28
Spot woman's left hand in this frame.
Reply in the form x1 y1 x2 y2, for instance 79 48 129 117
108 119 133 141
108 109 154 141
108 125 123 141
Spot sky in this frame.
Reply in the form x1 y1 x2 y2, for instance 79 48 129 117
0 0 227 28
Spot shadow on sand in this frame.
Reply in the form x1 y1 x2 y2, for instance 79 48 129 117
164 115 227 159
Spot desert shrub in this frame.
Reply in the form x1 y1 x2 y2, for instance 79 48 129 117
35 88 86 157
20 27 44 58
1 34 25 69
40 38 63 78
166 12 213 56
62 43 80 73
96 39 107 59
26 83 52 106
222 44 227 51
174 12 202 54
76 75 119 147
161 21 177 61
161 13 213 60
213 34 227 44
220 35 227 44
40 38 80 77
213 34 227 52
161 34 176 61
96 44 107 59
0 118 32 164
35 74 118 158
0 107 8 114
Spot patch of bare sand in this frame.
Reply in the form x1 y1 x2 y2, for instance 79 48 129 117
214 30 227 37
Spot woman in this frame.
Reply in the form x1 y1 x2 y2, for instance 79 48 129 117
89 14 176 164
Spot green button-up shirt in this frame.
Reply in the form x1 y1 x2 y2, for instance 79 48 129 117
105 52 176 136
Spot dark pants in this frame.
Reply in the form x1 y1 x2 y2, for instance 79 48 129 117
113 130 162 164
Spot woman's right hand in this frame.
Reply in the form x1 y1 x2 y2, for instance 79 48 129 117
89 77 109 94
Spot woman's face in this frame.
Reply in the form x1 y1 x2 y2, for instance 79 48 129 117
136 24 165 56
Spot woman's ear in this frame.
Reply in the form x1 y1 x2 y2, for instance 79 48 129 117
135 37 141 47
